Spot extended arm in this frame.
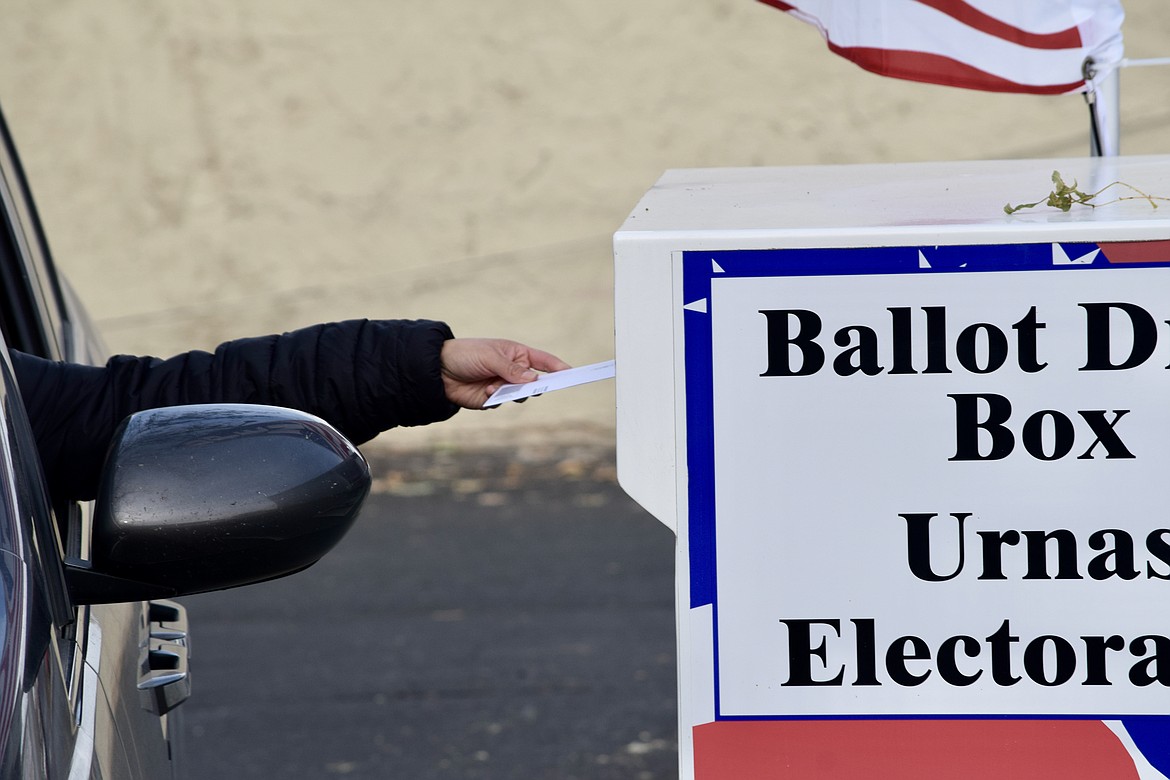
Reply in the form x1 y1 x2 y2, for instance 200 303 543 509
14 319 458 500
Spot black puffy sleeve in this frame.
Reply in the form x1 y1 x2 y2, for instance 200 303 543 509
13 319 459 501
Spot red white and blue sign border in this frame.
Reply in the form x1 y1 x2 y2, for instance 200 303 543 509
680 241 1170 776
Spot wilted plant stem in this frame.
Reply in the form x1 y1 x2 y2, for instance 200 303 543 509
1004 171 1168 215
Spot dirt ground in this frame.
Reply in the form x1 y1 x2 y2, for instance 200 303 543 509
0 0 1167 451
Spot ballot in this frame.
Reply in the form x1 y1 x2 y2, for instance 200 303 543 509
483 359 615 407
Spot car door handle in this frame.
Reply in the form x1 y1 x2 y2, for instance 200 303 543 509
138 599 191 715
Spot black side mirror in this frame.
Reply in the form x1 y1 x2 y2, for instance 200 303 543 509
65 404 370 604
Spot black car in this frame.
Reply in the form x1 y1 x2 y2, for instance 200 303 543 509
0 107 370 778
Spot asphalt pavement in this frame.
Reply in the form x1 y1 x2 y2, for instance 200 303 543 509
174 447 678 780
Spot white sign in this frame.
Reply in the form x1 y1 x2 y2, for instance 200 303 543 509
684 242 1170 718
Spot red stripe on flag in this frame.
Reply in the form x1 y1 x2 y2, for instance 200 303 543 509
693 720 1141 780
914 0 1083 50
758 0 796 10
829 43 1084 94
1099 240 1170 264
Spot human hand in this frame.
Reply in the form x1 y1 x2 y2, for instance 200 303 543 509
439 338 571 409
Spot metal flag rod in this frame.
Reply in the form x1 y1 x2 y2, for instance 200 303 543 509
1084 58 1121 158
1121 57 1170 68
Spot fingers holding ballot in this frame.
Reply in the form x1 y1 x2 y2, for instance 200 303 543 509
483 359 616 408
439 338 571 410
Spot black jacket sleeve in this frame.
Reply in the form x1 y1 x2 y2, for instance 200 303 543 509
13 319 459 501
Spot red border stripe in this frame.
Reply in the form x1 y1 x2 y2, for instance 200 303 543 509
915 0 1083 50
1099 240 1170 264
829 44 1084 94
759 0 1084 50
693 720 1140 780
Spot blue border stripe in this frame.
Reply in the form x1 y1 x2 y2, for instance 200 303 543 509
702 242 1170 278
684 255 717 610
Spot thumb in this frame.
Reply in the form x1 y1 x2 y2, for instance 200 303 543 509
502 361 539 384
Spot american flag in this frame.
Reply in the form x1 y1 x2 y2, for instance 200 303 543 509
759 0 1125 94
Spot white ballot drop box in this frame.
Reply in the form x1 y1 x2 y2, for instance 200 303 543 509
614 156 1170 779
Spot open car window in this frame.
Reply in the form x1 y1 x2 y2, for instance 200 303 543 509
0 107 67 361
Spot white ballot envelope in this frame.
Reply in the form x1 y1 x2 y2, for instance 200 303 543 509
483 360 615 407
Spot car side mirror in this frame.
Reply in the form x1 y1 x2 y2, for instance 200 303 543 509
64 404 371 605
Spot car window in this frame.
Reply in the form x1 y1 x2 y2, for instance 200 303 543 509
0 108 66 360
0 168 47 355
